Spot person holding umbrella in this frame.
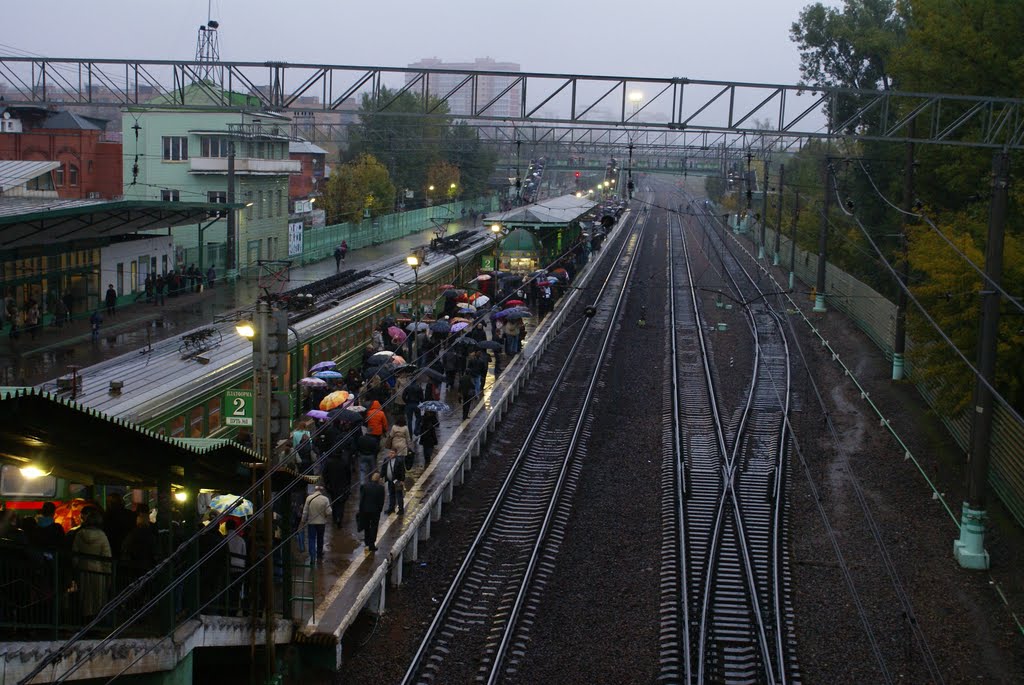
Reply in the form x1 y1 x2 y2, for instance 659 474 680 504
417 410 440 466
322 451 351 529
459 370 476 421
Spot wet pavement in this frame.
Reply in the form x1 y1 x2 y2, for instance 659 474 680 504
1 221 477 388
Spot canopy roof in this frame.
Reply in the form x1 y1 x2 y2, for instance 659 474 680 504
0 199 246 250
484 194 597 227
0 160 60 193
0 387 309 490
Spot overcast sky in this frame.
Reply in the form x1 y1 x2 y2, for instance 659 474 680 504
2 0 835 85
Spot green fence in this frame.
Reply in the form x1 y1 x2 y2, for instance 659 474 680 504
760 224 1024 529
297 197 498 266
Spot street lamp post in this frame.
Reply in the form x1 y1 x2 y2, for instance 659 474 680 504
407 254 420 363
490 223 503 297
235 304 275 683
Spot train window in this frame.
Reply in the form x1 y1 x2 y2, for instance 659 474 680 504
208 397 222 431
282 354 291 390
189 406 204 438
169 415 186 438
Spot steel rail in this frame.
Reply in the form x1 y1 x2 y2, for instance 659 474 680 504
401 202 647 684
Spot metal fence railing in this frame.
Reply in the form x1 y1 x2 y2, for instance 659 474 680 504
762 224 1024 528
297 197 498 266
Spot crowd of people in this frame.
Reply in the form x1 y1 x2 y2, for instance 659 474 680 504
283 263 582 560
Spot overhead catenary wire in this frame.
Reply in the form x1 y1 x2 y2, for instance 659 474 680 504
824 164 1024 428
31 233 595 684
855 159 1024 316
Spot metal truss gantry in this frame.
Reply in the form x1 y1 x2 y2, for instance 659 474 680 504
1 56 1023 150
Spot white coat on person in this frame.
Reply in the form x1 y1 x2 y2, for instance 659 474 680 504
300 487 333 526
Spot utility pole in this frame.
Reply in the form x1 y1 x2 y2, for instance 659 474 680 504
745 150 753 229
954 151 1009 571
627 142 634 200
893 138 915 381
226 140 236 276
759 160 770 259
774 164 784 265
813 160 830 312
251 300 276 679
790 191 799 290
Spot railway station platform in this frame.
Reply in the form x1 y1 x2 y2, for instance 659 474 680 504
291 207 630 670
0 217 479 388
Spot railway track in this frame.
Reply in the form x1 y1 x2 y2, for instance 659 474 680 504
401 204 649 685
668 197 798 684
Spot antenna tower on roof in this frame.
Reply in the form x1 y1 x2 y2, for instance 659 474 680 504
194 0 222 84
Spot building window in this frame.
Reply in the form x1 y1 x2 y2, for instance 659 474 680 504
169 415 186 438
208 397 222 432
201 136 229 158
87 160 94 174
189 406 205 437
68 164 79 187
162 136 188 161
208 190 227 218
277 189 283 216
257 190 264 219
54 165 65 186
161 189 180 202
245 192 254 220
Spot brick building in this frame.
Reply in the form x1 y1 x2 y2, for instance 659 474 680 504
0 106 123 200
288 140 328 204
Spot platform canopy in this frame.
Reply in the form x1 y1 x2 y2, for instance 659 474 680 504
484 194 597 228
0 198 245 250
0 387 308 490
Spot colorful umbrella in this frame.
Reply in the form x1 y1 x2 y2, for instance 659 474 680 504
406 321 429 332
300 377 328 388
506 299 525 307
551 268 569 277
391 355 406 366
306 409 330 420
319 390 350 411
450 317 472 324
313 370 343 380
438 284 456 291
418 400 451 413
457 303 477 313
472 274 492 282
209 494 254 517
309 360 337 372
451 322 470 333
473 294 491 307
388 326 408 342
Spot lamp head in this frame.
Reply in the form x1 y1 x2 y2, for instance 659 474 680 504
235 320 256 339
20 465 52 480
406 254 420 268
490 223 502 235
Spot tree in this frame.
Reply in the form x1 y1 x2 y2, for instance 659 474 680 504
791 0 905 128
425 160 460 204
322 153 396 224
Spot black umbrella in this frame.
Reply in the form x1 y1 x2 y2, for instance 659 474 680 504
441 289 466 299
329 408 363 424
364 363 396 379
454 335 479 347
430 320 451 334
478 340 503 351
419 368 446 382
395 363 418 374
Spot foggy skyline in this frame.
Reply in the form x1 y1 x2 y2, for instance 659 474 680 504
2 0 836 86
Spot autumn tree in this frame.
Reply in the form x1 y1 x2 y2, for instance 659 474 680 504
323 153 396 224
425 160 460 204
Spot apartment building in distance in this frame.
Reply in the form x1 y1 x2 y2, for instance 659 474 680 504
407 57 522 118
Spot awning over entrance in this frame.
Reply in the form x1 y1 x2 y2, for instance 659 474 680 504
0 199 246 250
0 387 305 490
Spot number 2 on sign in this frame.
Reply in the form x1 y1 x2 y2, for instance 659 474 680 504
232 397 246 415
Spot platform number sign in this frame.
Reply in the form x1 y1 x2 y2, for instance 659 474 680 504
225 390 254 427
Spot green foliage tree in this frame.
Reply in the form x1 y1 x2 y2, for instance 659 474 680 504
346 88 496 209
425 160 461 204
323 153 396 224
